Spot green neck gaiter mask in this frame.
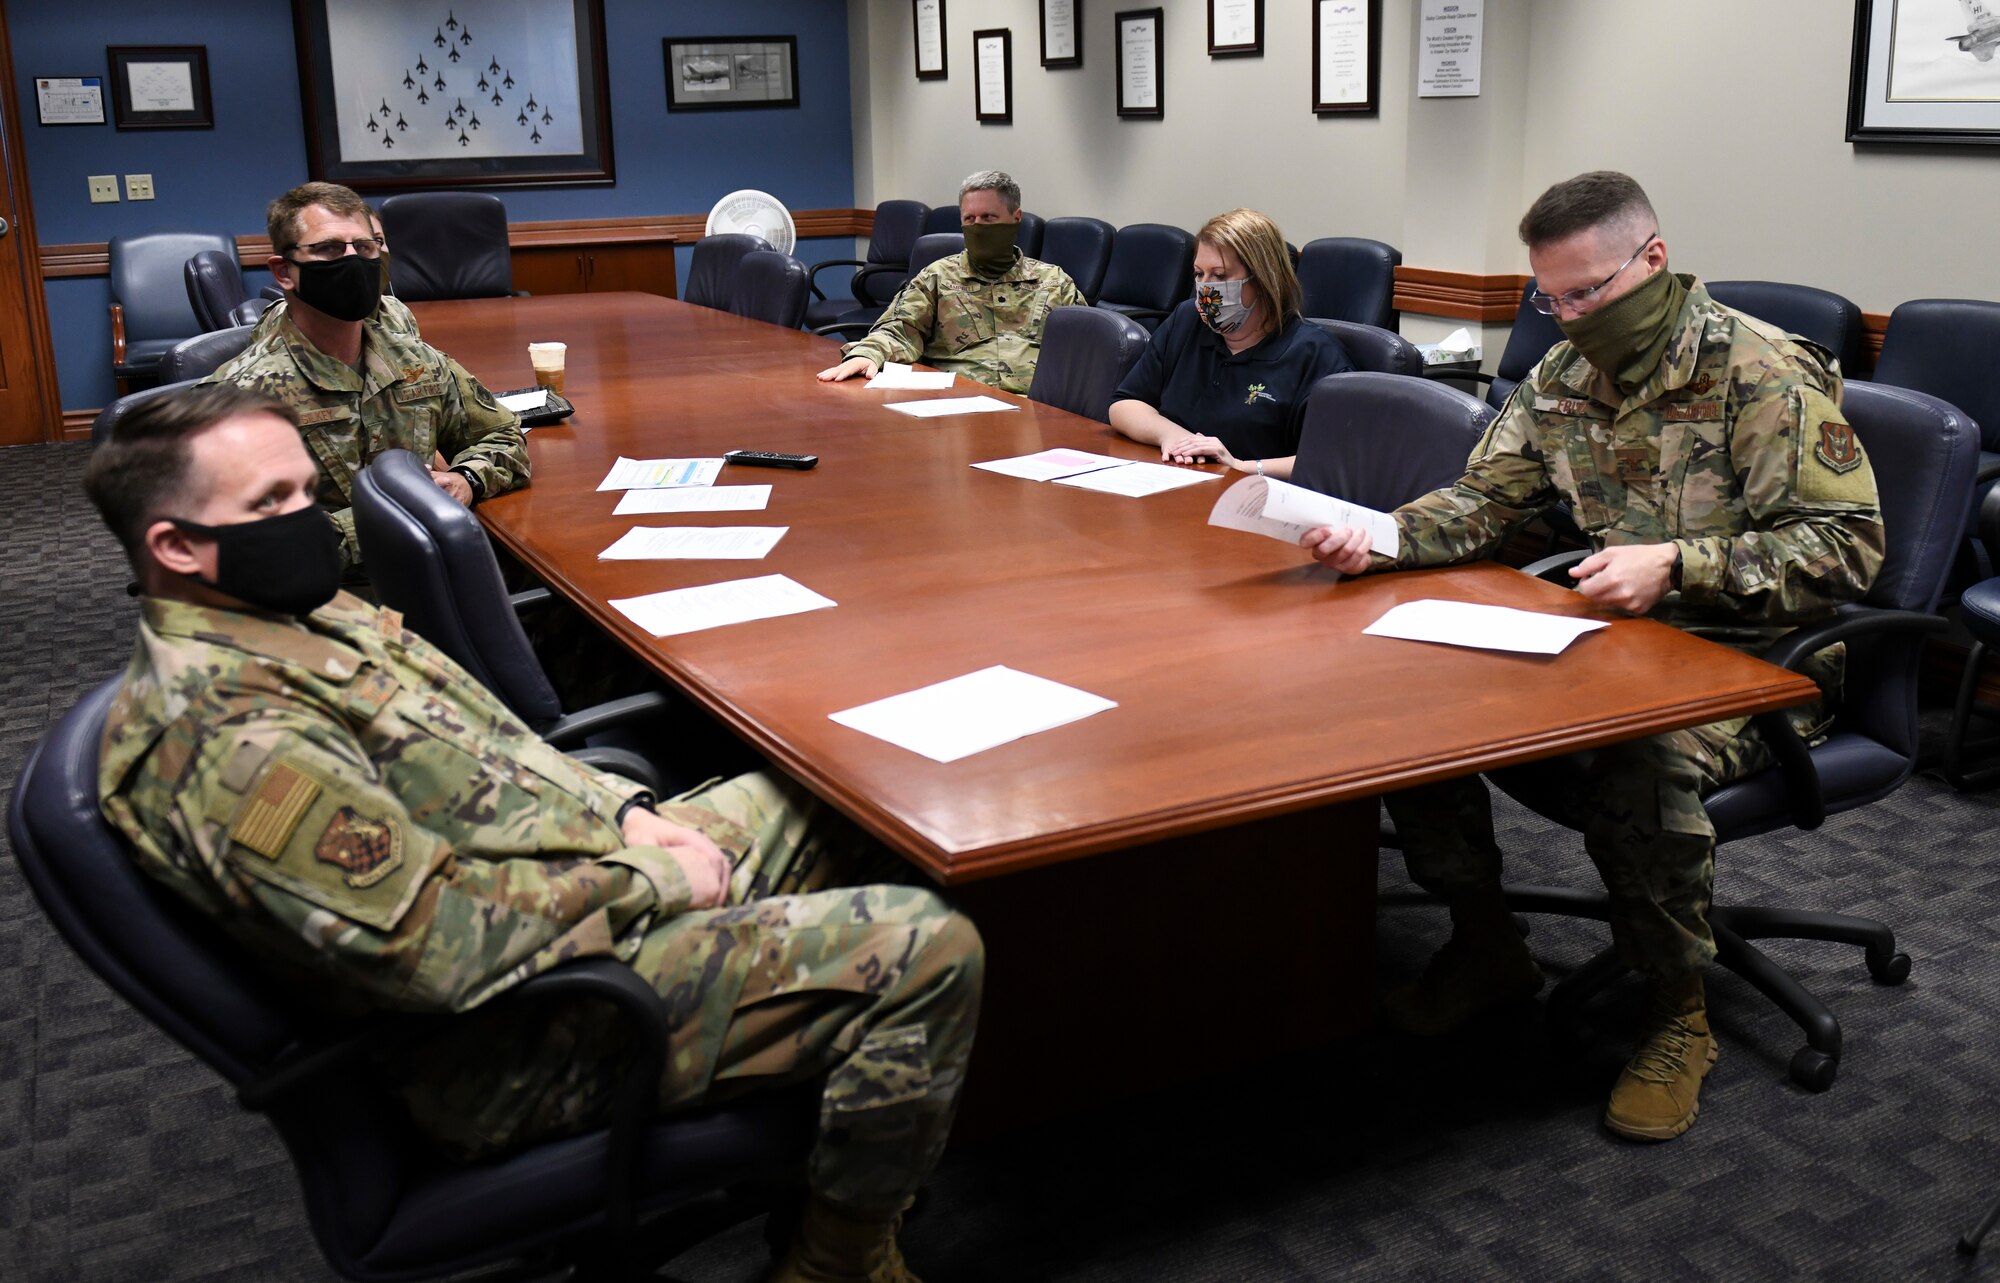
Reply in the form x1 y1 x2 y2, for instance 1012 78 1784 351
1557 268 1687 392
962 222 1018 279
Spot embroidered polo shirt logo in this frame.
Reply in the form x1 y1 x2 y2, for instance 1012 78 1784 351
1815 420 1863 473
1245 383 1275 406
314 807 404 887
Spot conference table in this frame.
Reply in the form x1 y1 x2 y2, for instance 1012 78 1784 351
409 292 1819 1123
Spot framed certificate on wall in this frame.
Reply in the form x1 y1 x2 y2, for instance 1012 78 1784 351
1041 0 1082 69
1208 0 1263 57
974 28 1012 123
1312 0 1381 115
914 0 948 80
1116 8 1162 119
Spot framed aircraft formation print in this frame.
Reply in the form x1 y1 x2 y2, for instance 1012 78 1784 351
291 0 614 189
1849 0 2000 144
665 36 799 111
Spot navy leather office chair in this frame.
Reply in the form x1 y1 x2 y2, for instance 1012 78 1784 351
1096 224 1197 332
1028 306 1151 423
921 204 962 237
161 327 256 383
1039 217 1116 304
683 233 774 312
734 250 811 329
183 249 251 331
1305 319 1423 377
1871 299 2000 580
1012 211 1046 259
9 678 816 1283
1487 382 1976 1090
811 234 964 342
110 231 237 391
1706 280 1866 378
1943 486 2000 790
803 199 929 331
91 379 201 448
1291 372 1494 510
378 192 516 301
350 450 673 761
1470 281 1567 412
1297 237 1403 329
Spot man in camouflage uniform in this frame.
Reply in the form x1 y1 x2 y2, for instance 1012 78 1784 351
87 383 982 1283
209 181 528 573
817 169 1084 394
1304 172 1884 1142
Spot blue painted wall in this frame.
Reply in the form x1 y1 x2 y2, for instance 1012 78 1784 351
9 0 857 412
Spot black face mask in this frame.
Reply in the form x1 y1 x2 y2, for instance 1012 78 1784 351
284 253 382 323
171 505 344 616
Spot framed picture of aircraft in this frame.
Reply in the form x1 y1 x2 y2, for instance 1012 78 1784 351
1849 0 2000 144
665 36 799 112
290 0 614 189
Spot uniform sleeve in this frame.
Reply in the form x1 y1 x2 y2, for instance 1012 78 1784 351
1050 271 1087 310
177 704 693 1014
437 356 530 500
1376 384 1561 571
1673 373 1884 621
843 270 938 369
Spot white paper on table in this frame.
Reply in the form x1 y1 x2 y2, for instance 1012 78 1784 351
828 665 1117 764
608 574 835 637
1364 600 1610 656
613 485 771 515
971 448 1131 482
598 526 788 561
595 456 725 491
883 395 1018 419
865 362 957 390
1053 461 1223 497
1207 475 1400 556
497 388 550 413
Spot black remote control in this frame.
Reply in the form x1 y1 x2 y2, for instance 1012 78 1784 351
724 450 819 470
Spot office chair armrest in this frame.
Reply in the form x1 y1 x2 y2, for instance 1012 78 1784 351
1982 481 2000 552
1422 367 1495 385
810 320 876 341
805 258 868 302
509 586 555 613
260 285 285 302
1114 307 1170 324
1748 710 1825 832
1978 455 2000 486
542 690 676 749
567 746 664 795
1757 604 1948 672
1517 548 1589 585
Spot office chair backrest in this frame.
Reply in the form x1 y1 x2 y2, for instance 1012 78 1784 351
351 450 564 729
91 379 201 447
907 232 966 279
1292 371 1495 511
1872 299 2000 453
1028 306 1152 423
1039 217 1116 304
735 250 811 329
922 204 962 237
1488 281 1569 410
161 327 256 383
183 249 250 331
683 233 773 311
1296 237 1403 329
1099 224 1198 316
1706 280 1866 378
378 192 514 301
1305 318 1422 377
110 231 237 344
852 199 931 307
1013 211 1045 259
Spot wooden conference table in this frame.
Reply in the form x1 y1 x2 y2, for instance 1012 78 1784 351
411 292 1818 1121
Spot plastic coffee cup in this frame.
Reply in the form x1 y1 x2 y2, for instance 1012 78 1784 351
528 342 567 397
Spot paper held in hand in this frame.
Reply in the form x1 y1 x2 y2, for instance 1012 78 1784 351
1206 475 1400 557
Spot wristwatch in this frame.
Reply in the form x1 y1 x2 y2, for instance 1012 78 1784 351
615 792 657 827
1255 459 1265 477
1669 546 1685 591
449 464 485 502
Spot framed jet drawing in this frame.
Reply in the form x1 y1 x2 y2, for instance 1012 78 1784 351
1848 0 2000 144
291 0 614 189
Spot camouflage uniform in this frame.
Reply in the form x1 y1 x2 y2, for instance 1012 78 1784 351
841 249 1085 394
1374 277 1885 978
99 593 982 1212
210 302 529 568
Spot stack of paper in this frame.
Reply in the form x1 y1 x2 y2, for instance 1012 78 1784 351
884 395 1018 418
1364 600 1609 655
828 665 1117 763
865 362 957 390
971 448 1130 482
598 526 788 560
1207 475 1400 556
613 485 771 515
1054 462 1222 498
608 574 836 637
497 388 550 413
596 456 724 490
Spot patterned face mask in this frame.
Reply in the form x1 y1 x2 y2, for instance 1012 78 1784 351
1194 277 1253 334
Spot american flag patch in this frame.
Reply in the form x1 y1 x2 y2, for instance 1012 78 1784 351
229 764 321 859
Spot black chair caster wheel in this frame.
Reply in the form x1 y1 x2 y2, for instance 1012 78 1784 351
1867 950 1911 985
1790 1047 1837 1091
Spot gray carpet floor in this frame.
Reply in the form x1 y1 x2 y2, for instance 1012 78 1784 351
4 440 2000 1282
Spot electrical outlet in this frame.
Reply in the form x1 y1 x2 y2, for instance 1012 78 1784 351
124 174 155 201
87 174 118 203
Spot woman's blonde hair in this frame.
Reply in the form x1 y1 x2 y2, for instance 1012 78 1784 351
1196 208 1302 324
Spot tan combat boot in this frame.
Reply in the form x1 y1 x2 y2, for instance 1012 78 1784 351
1603 972 1718 1142
765 1194 920 1283
1383 887 1544 1036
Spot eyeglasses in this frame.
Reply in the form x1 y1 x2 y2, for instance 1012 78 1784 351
283 237 385 262
1527 234 1658 316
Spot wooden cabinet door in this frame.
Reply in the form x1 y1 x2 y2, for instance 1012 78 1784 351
510 247 587 296
579 244 678 299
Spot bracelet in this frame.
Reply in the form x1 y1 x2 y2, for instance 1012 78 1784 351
1255 459 1265 477
615 793 657 827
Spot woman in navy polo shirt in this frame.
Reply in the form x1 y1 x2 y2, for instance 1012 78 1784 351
1108 209 1352 480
